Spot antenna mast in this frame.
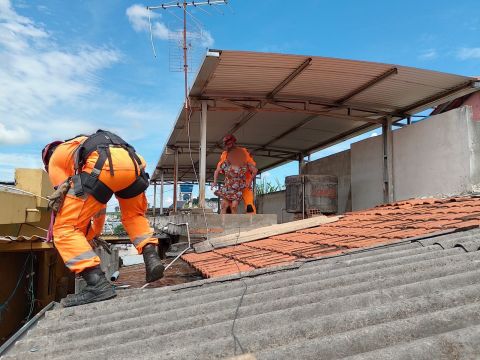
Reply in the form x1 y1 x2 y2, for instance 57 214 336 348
147 0 227 210
147 1 227 110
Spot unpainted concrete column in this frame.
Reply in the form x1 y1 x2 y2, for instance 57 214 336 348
383 116 394 203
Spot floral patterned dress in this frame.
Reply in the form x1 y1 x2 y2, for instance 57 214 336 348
214 161 249 201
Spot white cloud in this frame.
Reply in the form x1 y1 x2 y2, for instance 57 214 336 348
126 3 214 47
457 47 480 60
0 124 30 144
0 0 122 145
419 49 438 60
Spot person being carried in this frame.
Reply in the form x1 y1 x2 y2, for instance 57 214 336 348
42 130 165 307
212 134 258 214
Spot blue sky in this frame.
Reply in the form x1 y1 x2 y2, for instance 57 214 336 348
0 0 479 208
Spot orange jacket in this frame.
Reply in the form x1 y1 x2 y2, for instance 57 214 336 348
218 147 256 182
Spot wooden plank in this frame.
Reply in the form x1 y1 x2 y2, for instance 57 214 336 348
0 242 53 252
194 215 341 253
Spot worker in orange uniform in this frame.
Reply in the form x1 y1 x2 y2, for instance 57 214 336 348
216 134 258 213
42 130 164 307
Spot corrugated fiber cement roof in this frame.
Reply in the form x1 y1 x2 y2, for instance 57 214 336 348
4 227 480 359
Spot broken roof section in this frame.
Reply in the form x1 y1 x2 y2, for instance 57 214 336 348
5 228 480 359
152 50 479 182
182 196 480 278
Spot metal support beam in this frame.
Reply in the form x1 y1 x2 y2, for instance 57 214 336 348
383 116 394 203
199 101 207 208
153 182 157 218
194 94 408 118
334 67 398 105
173 149 179 213
267 57 312 98
401 80 478 115
254 114 318 153
160 171 164 216
190 105 384 124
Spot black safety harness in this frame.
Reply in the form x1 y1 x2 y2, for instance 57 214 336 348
71 130 150 204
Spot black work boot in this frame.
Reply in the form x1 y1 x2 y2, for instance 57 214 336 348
61 266 116 307
143 243 165 283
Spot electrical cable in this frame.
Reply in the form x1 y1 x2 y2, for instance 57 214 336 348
0 254 31 320
230 226 247 355
147 7 158 58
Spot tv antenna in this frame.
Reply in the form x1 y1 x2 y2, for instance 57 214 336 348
147 1 228 108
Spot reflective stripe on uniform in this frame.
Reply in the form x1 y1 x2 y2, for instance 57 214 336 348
65 250 97 268
132 233 153 247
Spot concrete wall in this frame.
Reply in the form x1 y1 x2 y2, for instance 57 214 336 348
393 106 474 200
351 106 479 210
464 92 480 121
351 135 385 211
303 150 352 214
256 191 295 223
152 213 278 239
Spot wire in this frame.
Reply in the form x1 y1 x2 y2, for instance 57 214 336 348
0 254 31 320
147 7 158 58
230 226 247 355
0 184 50 202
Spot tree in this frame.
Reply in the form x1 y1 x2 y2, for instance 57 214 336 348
113 224 125 235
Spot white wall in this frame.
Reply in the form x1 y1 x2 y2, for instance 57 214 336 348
351 106 478 210
393 106 473 200
351 135 384 210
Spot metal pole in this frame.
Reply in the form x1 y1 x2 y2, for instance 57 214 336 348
199 100 207 208
302 175 305 219
160 171 164 216
183 2 188 108
173 149 179 213
298 153 305 175
153 182 157 217
382 116 394 203
0 301 55 356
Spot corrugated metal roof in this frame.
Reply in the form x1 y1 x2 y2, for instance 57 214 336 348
4 229 480 359
152 50 479 182
0 235 46 244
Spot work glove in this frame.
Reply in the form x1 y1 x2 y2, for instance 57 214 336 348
91 237 112 254
47 181 70 213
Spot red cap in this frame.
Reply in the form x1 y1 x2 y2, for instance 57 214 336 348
41 141 63 172
222 134 237 146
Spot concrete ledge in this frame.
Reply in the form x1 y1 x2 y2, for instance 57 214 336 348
151 213 278 240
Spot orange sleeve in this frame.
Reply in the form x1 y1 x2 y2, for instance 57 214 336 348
47 136 86 187
217 151 227 168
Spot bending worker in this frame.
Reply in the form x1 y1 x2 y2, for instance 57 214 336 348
42 130 164 307
217 134 258 213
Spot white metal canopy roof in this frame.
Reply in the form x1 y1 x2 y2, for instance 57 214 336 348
152 50 479 182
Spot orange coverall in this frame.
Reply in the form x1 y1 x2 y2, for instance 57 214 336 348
48 136 157 274
218 147 257 213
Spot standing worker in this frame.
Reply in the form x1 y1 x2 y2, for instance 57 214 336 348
216 134 258 213
42 130 164 307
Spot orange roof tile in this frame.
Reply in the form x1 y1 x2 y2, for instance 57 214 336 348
182 196 480 278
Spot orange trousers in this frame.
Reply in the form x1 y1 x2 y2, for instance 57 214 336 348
53 151 157 274
242 187 256 214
